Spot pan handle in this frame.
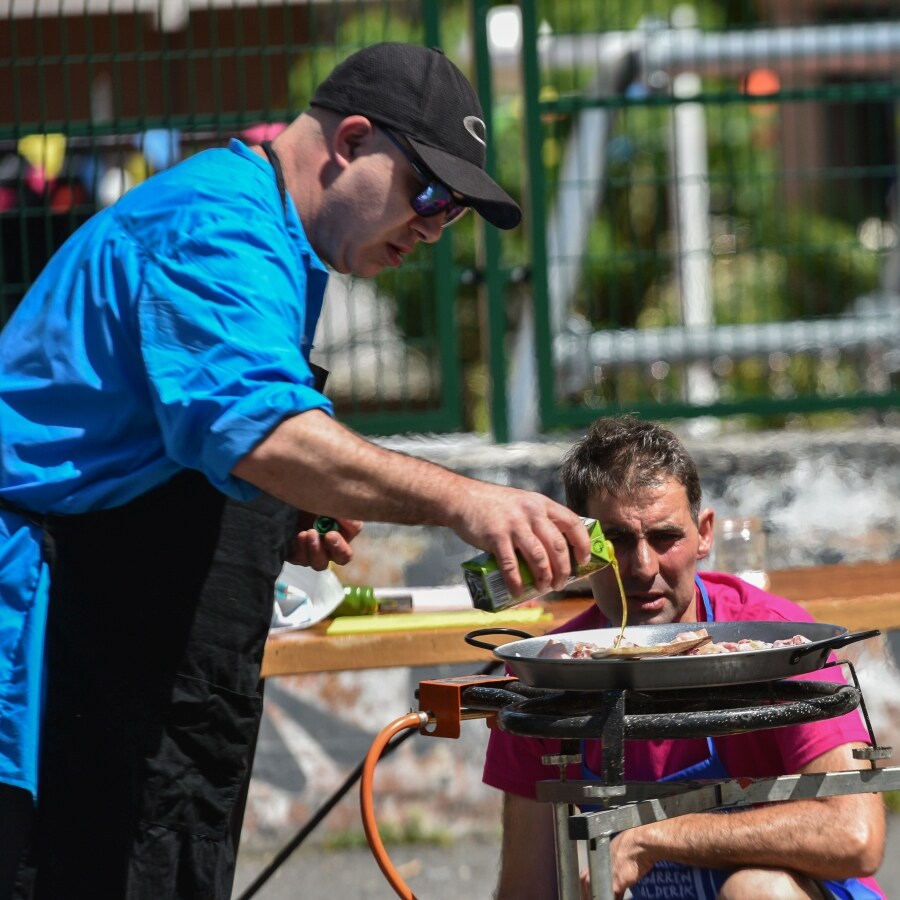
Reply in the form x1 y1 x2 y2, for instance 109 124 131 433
790 628 881 664
464 627 535 652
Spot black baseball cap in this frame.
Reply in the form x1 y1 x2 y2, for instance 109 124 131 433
310 42 521 230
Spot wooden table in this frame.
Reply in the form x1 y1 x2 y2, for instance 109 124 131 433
768 560 900 631
261 559 900 678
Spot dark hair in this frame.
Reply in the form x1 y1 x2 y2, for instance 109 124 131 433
561 416 702 521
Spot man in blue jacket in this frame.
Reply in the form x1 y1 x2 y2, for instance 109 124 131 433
0 43 591 899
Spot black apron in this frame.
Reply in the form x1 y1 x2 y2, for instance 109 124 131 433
14 470 298 900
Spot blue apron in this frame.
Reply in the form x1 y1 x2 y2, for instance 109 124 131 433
581 575 880 900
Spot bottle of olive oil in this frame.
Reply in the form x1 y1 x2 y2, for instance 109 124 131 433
461 517 613 613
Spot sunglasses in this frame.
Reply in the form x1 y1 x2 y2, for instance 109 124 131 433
381 127 469 227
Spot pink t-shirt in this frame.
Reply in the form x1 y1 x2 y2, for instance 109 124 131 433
482 572 882 896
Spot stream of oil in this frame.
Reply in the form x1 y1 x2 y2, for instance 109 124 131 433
608 543 629 649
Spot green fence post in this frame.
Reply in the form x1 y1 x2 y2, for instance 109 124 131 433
424 0 465 435
470 0 510 442
518 0 553 433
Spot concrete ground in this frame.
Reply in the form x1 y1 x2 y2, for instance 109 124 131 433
233 815 900 899
232 835 502 899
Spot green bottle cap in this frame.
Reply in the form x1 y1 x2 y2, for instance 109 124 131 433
314 516 340 535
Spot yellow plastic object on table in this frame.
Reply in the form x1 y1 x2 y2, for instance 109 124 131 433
325 606 551 636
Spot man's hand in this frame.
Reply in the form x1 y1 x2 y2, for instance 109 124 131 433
445 482 592 598
576 829 657 899
607 828 657 897
287 513 363 570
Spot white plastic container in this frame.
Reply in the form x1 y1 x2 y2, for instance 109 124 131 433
272 562 345 630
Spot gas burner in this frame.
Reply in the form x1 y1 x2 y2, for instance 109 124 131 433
454 671 868 788
496 679 862 741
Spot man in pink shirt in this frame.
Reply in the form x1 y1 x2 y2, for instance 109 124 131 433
483 416 885 899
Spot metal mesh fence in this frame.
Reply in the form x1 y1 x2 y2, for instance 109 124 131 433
519 0 900 434
4 0 900 439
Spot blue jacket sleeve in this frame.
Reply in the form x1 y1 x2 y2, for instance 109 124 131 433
136 203 333 493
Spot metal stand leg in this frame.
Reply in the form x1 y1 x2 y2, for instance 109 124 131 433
553 801 582 899
542 739 589 900
587 835 615 900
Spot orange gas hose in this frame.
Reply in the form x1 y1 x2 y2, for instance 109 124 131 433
360 711 428 900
